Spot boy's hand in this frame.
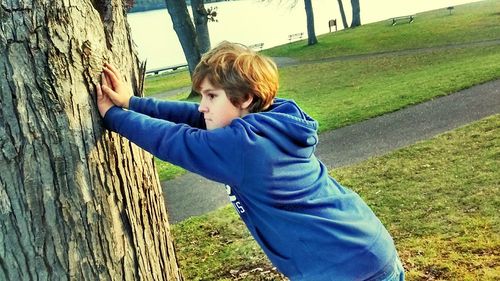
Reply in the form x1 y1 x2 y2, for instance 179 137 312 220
101 63 133 109
95 83 114 117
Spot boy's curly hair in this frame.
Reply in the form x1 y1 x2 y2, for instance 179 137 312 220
192 41 279 113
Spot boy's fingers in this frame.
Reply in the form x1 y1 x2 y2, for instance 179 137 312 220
103 67 119 89
101 73 111 89
102 72 112 88
104 63 120 76
101 84 118 99
105 73 112 88
95 83 102 97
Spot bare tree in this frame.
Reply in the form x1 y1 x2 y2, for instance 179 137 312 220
350 0 361 27
275 0 317 45
336 0 349 29
165 0 201 77
304 0 318 45
191 0 213 54
0 0 183 280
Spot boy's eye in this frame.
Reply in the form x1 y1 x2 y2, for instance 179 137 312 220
208 94 216 99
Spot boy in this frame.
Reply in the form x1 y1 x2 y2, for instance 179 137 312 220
96 41 404 280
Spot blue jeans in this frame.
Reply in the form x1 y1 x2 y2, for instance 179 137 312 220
380 257 405 281
366 255 405 281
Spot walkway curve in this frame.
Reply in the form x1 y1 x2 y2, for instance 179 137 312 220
275 38 500 67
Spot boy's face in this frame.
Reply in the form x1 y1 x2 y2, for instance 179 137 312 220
198 78 249 130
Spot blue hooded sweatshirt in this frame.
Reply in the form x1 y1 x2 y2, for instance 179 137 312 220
104 97 397 280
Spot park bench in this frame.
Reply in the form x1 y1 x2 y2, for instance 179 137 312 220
288 32 303 43
391 15 415 26
446 6 454 15
145 63 188 75
248 42 264 51
328 19 337 32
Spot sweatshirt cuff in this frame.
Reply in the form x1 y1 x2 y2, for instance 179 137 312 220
129 96 141 111
103 106 124 131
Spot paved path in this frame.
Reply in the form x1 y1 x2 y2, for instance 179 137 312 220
275 39 500 67
161 79 500 223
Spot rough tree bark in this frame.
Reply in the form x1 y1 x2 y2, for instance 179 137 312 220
0 1 183 280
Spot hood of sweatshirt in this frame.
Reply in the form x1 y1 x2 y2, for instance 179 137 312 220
242 98 319 158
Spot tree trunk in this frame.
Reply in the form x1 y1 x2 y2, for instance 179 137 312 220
304 0 318 45
337 0 349 29
0 1 183 280
350 0 361 27
191 0 211 54
165 0 201 77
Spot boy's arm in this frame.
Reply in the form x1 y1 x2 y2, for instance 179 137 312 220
103 106 243 186
129 96 206 129
100 63 206 129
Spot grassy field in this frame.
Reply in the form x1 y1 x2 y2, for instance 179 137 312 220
146 0 500 181
278 44 500 132
263 0 500 61
152 1 500 280
144 70 191 97
172 114 500 280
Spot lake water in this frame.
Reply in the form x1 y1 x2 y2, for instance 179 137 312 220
127 0 482 71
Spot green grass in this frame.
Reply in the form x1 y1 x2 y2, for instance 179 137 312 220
279 44 500 132
144 70 191 96
172 114 500 280
154 160 186 182
149 0 500 182
263 0 500 60
333 115 500 280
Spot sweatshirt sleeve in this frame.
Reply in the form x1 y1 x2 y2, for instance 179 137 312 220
129 96 206 129
103 106 243 186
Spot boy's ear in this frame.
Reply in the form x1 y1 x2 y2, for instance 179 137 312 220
240 95 253 110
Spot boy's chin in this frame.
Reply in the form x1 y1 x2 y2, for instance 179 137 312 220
205 124 218 130
205 121 231 130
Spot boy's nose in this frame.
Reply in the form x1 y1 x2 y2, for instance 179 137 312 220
198 101 208 113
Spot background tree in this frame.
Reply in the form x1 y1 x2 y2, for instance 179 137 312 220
0 0 183 280
336 0 349 29
304 0 318 45
165 0 201 77
350 0 361 27
281 0 317 45
191 0 213 54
